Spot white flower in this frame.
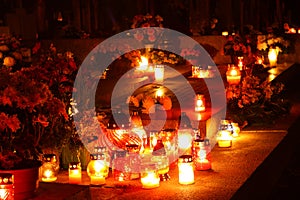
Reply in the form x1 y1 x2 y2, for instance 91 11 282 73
3 56 15 67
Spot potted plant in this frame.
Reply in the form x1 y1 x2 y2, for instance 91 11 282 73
0 35 79 199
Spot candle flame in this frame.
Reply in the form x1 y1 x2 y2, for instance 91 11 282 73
138 56 148 70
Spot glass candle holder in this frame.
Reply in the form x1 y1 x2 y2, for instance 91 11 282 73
178 155 194 185
216 130 233 148
125 144 141 180
160 128 178 168
140 163 160 189
40 154 59 182
69 162 82 184
195 94 206 112
0 173 14 200
231 122 240 137
154 65 164 82
226 65 241 85
152 139 170 181
192 139 212 170
87 153 109 185
112 150 131 181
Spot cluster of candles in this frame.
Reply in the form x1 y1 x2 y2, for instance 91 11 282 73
191 65 214 78
135 56 164 82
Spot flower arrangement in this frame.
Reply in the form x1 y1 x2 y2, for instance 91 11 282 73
127 93 172 114
223 34 252 61
257 33 290 55
131 14 164 44
131 13 163 29
226 73 290 126
0 35 79 169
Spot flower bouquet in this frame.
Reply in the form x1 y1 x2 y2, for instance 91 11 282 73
226 74 290 126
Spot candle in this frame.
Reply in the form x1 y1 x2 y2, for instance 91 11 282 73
138 56 149 71
231 122 240 137
222 31 229 36
192 139 212 171
87 154 109 185
0 173 14 200
217 130 233 148
42 169 57 182
154 65 164 82
156 88 164 99
195 94 205 112
69 162 82 184
226 65 241 85
192 66 200 78
268 48 278 67
90 176 106 185
178 155 194 185
237 56 244 70
140 163 160 189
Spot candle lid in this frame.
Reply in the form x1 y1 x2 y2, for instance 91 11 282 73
0 173 14 184
178 155 193 163
69 162 81 169
90 153 105 160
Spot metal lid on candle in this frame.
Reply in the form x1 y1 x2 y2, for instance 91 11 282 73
0 173 14 184
178 155 193 163
69 162 81 169
94 146 107 153
90 153 105 160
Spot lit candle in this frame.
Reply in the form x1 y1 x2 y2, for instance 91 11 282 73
192 66 200 78
90 176 106 185
87 154 109 185
217 130 233 148
226 65 241 85
156 88 164 99
298 29 300 34
138 56 149 71
178 155 194 185
268 48 278 67
69 162 82 184
231 122 240 137
40 154 59 182
140 163 160 189
154 65 164 82
0 173 14 200
42 169 57 182
222 31 229 36
195 94 205 112
192 139 212 171
237 56 244 70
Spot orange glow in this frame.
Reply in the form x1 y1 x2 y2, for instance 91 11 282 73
138 56 149 70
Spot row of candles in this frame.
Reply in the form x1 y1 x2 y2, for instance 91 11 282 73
36 118 240 189
0 118 240 198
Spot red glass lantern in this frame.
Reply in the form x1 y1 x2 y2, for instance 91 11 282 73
192 138 212 170
0 173 14 200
